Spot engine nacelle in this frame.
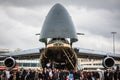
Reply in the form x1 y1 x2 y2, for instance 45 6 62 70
102 57 115 68
4 57 16 69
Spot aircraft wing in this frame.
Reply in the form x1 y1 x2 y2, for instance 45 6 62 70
1 47 120 60
75 48 120 60
0 48 44 60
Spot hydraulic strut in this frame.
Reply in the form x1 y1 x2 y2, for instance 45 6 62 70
62 48 74 68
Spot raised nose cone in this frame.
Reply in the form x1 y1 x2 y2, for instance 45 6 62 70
40 3 78 43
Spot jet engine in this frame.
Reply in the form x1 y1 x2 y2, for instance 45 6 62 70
4 57 16 69
102 57 115 68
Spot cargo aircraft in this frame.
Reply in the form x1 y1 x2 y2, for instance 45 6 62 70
1 3 120 70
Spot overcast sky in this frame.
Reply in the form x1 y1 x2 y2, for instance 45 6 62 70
0 0 120 53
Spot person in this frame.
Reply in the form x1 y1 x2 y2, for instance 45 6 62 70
53 69 59 80
25 69 31 80
1 71 7 80
4 69 10 79
34 69 39 80
8 71 14 80
114 66 120 80
51 61 56 69
73 69 80 80
95 72 100 80
21 68 27 80
48 68 53 80
30 69 35 80
59 70 64 80
87 72 92 80
46 60 51 69
42 67 49 80
104 70 109 80
38 70 43 80
108 69 113 80
68 71 74 80
16 69 21 80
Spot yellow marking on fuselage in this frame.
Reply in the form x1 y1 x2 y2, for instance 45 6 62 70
47 42 71 49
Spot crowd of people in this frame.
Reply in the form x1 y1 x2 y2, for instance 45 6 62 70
0 67 120 80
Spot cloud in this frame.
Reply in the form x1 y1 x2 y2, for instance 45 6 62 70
0 0 58 7
0 0 120 11
1 6 48 27
0 5 45 49
68 6 120 38
72 0 120 11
